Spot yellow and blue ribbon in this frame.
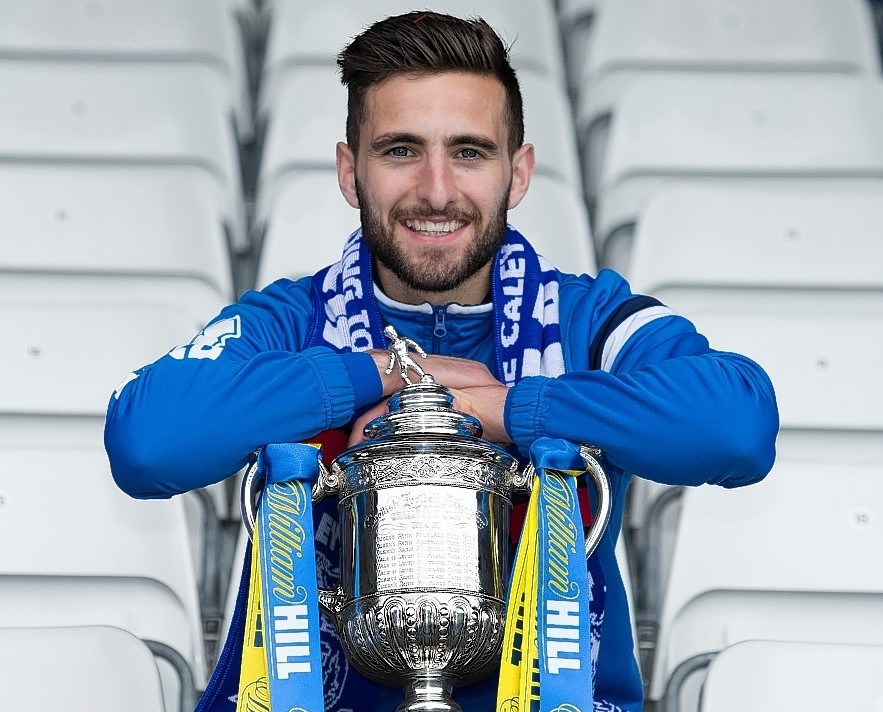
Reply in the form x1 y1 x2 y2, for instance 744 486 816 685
498 437 603 712
236 443 325 712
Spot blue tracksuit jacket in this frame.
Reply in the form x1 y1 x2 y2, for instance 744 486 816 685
105 267 778 711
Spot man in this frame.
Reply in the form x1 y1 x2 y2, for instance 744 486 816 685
105 11 778 711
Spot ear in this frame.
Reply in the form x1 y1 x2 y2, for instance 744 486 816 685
507 143 536 210
336 142 360 208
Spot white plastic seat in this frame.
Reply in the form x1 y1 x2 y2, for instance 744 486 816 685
664 290 883 432
575 0 880 117
622 181 883 285
0 447 205 712
253 169 360 289
1 296 229 680
257 66 583 194
261 0 565 103
507 176 596 276
0 0 252 141
257 65 345 189
648 455 883 707
0 626 165 712
1 300 202 417
559 0 604 94
592 74 883 253
0 164 236 301
698 640 883 712
575 0 881 208
0 62 247 248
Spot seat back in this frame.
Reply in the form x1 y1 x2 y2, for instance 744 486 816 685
650 455 883 701
0 164 235 300
624 181 883 287
699 640 883 712
593 74 883 250
0 626 166 711
0 62 247 247
0 0 251 140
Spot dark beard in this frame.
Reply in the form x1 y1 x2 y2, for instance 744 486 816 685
356 181 510 294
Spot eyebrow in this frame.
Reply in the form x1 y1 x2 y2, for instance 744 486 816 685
450 134 501 155
370 133 424 152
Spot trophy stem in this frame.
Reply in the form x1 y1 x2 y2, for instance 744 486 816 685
396 673 462 712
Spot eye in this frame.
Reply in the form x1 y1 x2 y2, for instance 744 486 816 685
387 146 412 158
459 148 481 160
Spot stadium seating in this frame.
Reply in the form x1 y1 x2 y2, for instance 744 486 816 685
622 180 883 284
0 0 252 142
592 73 883 260
253 169 358 289
0 62 248 249
1 298 223 710
648 455 883 709
0 446 204 712
698 640 883 712
260 0 565 104
0 164 236 305
0 625 166 712
576 0 881 212
507 175 596 275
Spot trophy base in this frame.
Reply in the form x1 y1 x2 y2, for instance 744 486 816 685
396 673 462 712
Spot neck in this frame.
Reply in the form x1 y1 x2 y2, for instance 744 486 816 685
374 261 493 306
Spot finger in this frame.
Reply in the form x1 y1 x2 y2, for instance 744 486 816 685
348 400 389 446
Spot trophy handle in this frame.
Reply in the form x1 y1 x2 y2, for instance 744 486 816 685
239 455 340 541
579 444 612 559
510 444 612 559
238 455 346 625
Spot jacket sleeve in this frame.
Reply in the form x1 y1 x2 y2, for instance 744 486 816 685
104 280 381 499
504 271 779 488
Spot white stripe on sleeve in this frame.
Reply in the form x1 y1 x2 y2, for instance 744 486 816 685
600 306 675 372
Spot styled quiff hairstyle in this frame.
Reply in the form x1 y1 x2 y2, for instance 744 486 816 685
337 11 525 156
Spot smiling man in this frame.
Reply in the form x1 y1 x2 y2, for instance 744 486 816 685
105 11 778 712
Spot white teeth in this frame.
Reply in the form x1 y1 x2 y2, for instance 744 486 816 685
405 219 464 234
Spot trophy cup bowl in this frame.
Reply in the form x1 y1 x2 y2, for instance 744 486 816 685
313 380 528 712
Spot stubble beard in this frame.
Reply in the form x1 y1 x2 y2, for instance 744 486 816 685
356 180 510 295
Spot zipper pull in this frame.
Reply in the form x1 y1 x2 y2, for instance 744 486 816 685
433 308 447 339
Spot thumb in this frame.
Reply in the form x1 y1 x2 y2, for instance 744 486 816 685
348 399 390 447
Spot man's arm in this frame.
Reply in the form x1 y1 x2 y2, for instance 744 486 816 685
435 275 777 489
105 280 504 499
104 282 382 499
504 345 778 488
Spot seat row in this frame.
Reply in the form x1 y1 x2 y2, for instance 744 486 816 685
0 3 583 710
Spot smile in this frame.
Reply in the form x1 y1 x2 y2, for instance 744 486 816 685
404 219 467 236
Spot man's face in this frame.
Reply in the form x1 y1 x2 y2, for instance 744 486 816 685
337 72 534 304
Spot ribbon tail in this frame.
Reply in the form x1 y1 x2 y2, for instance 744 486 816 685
255 443 325 712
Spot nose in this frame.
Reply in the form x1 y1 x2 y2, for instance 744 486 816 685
416 151 457 210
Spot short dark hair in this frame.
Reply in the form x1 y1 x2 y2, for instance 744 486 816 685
337 11 524 156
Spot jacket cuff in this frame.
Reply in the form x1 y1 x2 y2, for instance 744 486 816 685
504 375 552 457
300 348 376 428
339 352 383 409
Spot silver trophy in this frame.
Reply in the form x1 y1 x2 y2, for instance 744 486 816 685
243 327 611 712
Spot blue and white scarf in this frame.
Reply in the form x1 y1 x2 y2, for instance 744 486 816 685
306 226 564 385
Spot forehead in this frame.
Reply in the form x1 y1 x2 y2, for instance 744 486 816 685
360 72 508 145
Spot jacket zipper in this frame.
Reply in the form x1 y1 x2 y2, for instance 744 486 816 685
432 307 447 352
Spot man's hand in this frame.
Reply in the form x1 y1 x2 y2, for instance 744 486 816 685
366 350 502 397
353 353 512 446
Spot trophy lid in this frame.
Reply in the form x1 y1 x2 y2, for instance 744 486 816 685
363 378 483 439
